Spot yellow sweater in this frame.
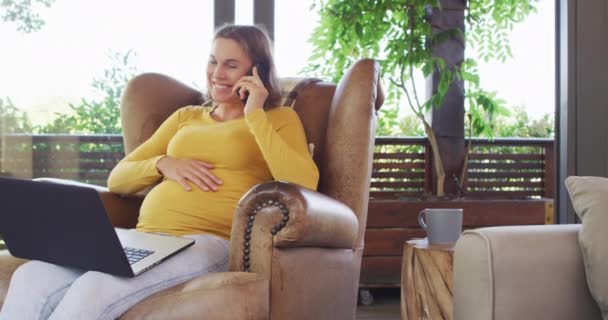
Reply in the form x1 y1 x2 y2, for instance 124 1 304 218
107 106 319 239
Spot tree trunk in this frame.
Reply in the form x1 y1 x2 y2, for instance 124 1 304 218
427 0 466 197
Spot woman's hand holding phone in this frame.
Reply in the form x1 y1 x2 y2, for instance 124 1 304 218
233 65 268 114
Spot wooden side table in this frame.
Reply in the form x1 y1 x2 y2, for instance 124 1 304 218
401 238 455 320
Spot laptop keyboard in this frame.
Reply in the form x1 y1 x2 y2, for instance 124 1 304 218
123 247 155 265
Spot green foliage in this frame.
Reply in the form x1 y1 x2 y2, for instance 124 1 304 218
308 0 538 197
377 105 401 136
307 0 537 136
306 0 441 119
494 106 554 138
397 114 425 136
377 107 425 136
0 97 33 133
379 104 553 138
1 0 55 33
37 50 138 134
466 89 511 137
467 0 536 62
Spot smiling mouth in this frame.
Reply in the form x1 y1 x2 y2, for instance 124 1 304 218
214 83 233 90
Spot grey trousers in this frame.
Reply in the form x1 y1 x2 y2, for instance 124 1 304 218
0 234 230 320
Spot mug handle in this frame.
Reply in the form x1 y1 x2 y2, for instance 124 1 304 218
418 210 427 230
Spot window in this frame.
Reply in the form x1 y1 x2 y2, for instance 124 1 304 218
274 0 318 77
0 1 556 186
0 0 214 184
470 0 555 124
1 0 214 129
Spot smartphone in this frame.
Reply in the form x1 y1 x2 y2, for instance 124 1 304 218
254 63 267 83
238 64 266 103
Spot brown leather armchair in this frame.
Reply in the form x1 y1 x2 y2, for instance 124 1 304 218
0 58 384 319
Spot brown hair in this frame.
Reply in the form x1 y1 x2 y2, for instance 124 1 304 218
213 24 282 110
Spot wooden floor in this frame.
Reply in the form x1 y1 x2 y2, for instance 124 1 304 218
356 288 401 320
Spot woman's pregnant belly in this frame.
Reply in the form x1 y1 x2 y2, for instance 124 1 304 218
136 171 265 237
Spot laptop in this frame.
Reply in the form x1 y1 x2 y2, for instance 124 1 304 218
0 177 194 277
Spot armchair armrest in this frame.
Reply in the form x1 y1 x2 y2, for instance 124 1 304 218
454 224 602 320
228 181 357 274
34 178 142 228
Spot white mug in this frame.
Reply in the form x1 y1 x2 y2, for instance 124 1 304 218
418 208 463 244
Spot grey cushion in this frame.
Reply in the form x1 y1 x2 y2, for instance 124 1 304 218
565 176 608 320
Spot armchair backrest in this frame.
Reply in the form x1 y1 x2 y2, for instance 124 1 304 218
290 60 383 249
120 59 384 250
120 74 204 155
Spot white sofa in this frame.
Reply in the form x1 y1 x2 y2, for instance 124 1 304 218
454 224 602 320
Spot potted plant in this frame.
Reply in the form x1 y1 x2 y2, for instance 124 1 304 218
306 0 549 295
306 0 536 197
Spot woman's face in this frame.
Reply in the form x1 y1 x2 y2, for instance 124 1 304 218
206 38 253 104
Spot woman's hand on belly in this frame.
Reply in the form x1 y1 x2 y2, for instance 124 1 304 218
156 155 223 192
